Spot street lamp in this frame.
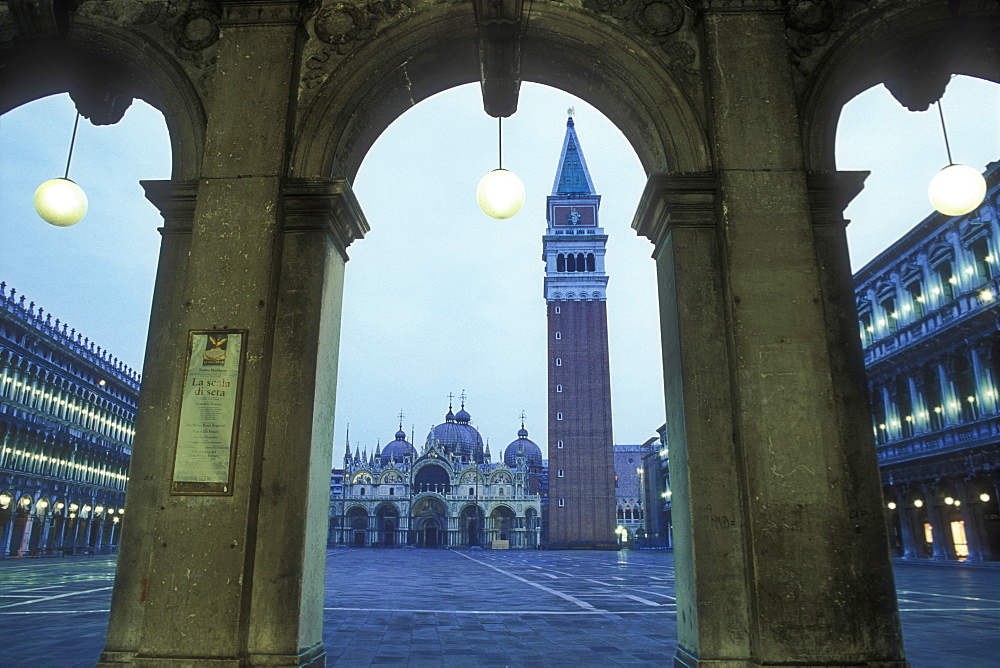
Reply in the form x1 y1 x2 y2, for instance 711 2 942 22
33 112 88 226
928 101 986 216
477 116 524 219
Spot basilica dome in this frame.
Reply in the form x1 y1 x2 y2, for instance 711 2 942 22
381 428 417 464
425 404 485 462
504 425 543 469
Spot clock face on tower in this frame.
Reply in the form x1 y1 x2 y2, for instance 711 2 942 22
552 204 596 227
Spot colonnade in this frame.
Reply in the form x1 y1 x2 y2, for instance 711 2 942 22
884 479 1000 561
0 498 125 557
331 507 540 549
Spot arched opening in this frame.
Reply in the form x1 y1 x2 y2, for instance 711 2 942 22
410 497 448 548
414 463 451 495
345 507 369 548
489 505 515 543
333 82 660 450
376 504 399 547
461 504 484 547
6 2 994 665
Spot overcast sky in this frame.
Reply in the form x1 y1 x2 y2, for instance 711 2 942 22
2 77 998 465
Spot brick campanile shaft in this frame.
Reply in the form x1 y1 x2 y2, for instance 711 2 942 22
544 114 617 548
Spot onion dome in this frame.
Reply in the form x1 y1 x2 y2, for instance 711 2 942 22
381 426 417 464
504 423 543 470
426 402 485 462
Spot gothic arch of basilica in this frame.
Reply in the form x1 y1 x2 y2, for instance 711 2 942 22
2 1 998 665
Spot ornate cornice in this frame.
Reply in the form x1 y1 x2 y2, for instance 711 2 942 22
631 172 720 248
281 177 370 260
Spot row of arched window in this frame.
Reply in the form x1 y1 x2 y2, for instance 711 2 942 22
869 337 1000 445
0 423 129 490
858 227 997 347
0 359 136 444
555 253 596 273
617 504 643 521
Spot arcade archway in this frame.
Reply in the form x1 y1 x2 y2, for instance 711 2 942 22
4 2 996 666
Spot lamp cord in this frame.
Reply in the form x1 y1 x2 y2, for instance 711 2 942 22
498 116 503 170
64 112 81 180
937 101 954 166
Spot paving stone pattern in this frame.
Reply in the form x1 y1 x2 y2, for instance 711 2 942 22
0 550 998 667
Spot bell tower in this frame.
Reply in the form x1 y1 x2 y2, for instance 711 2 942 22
543 113 616 547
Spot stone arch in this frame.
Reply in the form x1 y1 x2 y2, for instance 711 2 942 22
291 3 709 182
413 462 451 494
0 14 206 179
799 1 1000 171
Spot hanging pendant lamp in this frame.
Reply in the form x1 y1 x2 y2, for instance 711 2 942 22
34 111 88 227
927 101 986 217
477 116 525 219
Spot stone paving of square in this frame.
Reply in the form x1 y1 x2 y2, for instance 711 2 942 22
0 549 997 667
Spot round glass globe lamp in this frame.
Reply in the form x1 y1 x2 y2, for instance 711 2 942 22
477 169 525 219
34 177 88 227
928 164 987 217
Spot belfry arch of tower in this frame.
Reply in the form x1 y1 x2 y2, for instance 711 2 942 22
2 1 999 666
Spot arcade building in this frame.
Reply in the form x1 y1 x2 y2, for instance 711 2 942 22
0 284 137 557
857 161 1000 562
329 401 543 549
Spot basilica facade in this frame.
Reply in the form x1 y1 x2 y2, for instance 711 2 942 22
329 402 543 549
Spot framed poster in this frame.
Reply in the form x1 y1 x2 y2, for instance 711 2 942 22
171 329 247 495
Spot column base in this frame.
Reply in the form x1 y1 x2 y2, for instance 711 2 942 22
675 646 909 667
97 642 325 667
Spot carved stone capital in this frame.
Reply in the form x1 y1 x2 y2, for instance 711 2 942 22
631 172 720 248
141 180 200 235
806 170 868 229
281 178 370 260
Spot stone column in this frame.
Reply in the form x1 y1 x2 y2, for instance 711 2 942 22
898 496 922 559
969 343 994 414
37 514 52 556
634 172 756 663
924 487 955 560
936 362 958 426
99 3 366 664
0 510 14 558
631 4 905 664
908 376 926 433
956 480 989 561
16 515 34 557
52 514 67 553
